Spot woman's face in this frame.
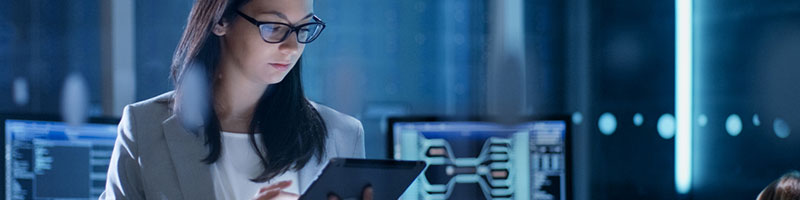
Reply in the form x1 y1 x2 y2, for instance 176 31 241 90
216 0 313 85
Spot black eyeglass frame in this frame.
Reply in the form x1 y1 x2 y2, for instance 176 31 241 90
236 11 327 44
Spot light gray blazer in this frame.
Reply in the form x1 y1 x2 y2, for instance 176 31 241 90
100 91 365 199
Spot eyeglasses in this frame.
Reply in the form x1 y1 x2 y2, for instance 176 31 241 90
236 11 326 44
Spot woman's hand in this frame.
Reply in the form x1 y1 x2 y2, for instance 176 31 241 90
326 184 373 200
252 180 300 200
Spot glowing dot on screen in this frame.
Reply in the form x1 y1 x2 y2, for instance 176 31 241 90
598 112 617 135
753 114 761 127
445 166 454 176
726 114 742 136
477 166 489 174
697 114 708 127
774 118 791 139
572 112 583 125
633 113 644 127
657 114 676 139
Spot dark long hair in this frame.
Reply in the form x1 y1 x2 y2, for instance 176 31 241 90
758 171 800 200
169 0 327 182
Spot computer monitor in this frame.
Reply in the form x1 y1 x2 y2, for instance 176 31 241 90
388 116 570 200
1 114 119 200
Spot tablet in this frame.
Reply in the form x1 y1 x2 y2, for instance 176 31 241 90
299 158 426 200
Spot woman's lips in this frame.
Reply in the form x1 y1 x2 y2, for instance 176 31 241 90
269 63 290 71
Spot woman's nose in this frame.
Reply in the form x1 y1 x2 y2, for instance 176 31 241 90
278 33 300 56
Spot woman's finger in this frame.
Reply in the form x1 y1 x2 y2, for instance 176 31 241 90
327 192 341 200
252 189 281 200
258 180 293 193
361 185 373 200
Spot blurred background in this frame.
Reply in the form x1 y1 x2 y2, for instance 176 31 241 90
1 0 799 199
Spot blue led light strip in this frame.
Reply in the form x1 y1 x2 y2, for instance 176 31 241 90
675 0 693 194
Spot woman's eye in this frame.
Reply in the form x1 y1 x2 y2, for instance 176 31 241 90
262 25 282 33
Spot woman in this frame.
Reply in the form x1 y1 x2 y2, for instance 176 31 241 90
100 0 365 199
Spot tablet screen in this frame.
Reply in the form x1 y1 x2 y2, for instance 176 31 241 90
300 158 426 200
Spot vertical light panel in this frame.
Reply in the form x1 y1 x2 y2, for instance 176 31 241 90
102 0 136 117
486 0 527 118
675 0 693 195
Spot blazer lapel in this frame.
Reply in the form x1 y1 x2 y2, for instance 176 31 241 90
162 115 215 199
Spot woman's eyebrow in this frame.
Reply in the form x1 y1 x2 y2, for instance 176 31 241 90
259 11 314 23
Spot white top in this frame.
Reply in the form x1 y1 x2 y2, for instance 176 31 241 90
210 131 300 200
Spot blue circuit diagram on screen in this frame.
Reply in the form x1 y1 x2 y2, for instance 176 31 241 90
394 121 566 200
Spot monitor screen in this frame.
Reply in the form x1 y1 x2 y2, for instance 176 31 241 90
390 118 569 200
3 117 118 200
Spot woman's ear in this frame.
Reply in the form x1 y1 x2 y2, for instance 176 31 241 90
212 19 228 36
